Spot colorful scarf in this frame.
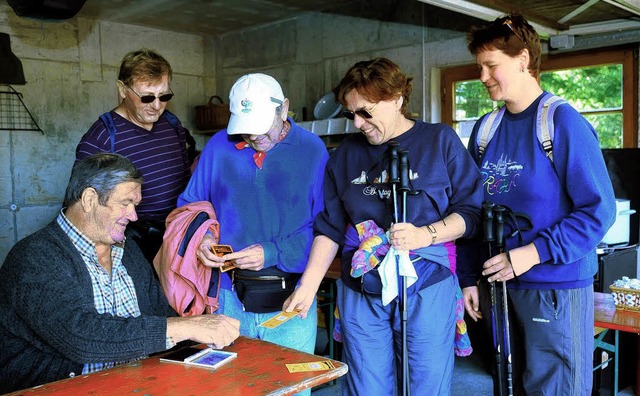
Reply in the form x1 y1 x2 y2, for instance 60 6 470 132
341 220 472 357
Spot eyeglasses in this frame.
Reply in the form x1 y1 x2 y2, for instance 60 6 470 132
342 102 379 120
502 19 526 44
126 85 174 103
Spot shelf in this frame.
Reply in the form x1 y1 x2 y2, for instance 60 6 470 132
298 118 360 136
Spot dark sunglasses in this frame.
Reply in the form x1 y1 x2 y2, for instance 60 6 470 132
502 18 526 44
342 102 379 120
126 85 174 103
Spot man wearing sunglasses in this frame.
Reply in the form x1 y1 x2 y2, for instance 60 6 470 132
75 49 193 264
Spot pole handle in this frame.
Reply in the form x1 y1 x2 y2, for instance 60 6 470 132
494 205 506 251
388 141 399 184
398 150 410 192
483 201 495 243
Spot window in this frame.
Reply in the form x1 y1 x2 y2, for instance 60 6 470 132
441 47 638 148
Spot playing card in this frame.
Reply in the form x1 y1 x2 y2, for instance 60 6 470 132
259 310 300 329
211 244 236 272
285 360 336 373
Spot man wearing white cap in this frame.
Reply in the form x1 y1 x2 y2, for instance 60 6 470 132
177 73 329 358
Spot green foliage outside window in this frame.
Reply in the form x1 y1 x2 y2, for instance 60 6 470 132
453 64 623 148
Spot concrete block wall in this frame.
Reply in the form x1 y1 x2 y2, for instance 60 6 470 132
1 0 639 275
0 4 477 263
2 3 638 265
0 5 210 263
211 12 472 124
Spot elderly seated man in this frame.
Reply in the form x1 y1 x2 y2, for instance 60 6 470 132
0 153 239 394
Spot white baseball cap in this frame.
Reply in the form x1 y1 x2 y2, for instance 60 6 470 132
227 73 285 135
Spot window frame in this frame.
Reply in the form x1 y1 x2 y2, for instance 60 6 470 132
441 46 638 148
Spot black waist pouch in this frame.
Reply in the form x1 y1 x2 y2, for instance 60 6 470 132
361 267 383 295
233 272 300 313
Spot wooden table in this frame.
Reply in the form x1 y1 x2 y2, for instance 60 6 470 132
8 337 348 396
594 292 640 395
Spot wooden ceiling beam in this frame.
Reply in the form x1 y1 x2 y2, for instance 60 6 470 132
469 0 571 30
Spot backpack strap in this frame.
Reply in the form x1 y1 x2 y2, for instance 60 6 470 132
477 93 567 164
162 110 182 131
536 92 566 163
476 106 505 161
99 110 183 154
162 109 198 168
99 111 117 153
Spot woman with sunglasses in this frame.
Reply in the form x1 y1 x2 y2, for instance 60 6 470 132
284 57 483 395
462 13 616 395
75 48 193 264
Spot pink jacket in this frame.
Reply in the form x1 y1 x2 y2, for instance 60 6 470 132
153 201 220 316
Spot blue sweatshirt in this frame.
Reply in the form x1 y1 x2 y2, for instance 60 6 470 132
314 120 483 292
178 118 328 288
465 92 616 289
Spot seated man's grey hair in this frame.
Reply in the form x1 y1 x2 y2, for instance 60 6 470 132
63 153 144 208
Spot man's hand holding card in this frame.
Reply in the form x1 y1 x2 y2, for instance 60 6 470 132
211 244 236 272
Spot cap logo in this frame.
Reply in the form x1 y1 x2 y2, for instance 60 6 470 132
241 99 252 113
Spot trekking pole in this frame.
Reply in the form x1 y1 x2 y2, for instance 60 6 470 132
388 142 400 224
483 201 504 396
494 205 513 396
398 149 411 396
387 142 408 395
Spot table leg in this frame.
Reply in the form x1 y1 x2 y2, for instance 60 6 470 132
328 280 335 360
636 335 639 396
593 328 619 396
613 330 619 395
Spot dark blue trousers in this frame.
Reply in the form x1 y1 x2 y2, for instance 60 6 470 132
508 285 594 396
337 276 456 396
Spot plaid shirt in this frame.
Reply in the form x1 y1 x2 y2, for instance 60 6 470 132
56 212 141 374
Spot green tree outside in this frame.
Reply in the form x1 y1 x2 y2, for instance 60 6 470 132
453 64 623 148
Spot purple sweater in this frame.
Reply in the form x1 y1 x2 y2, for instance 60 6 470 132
76 111 191 222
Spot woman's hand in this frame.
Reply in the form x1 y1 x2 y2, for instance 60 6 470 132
482 244 540 282
482 252 516 282
282 284 317 319
389 222 431 251
462 285 483 322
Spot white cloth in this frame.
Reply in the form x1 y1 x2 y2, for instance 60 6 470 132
379 247 419 305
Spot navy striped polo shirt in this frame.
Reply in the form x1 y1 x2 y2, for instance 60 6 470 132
76 111 190 222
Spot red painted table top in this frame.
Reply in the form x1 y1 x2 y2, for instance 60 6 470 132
594 291 640 334
594 291 640 396
8 337 348 396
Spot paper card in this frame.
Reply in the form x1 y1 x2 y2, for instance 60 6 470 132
286 360 336 373
211 244 236 272
259 310 300 329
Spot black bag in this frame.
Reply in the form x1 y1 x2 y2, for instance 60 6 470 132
126 220 165 265
361 267 383 295
233 272 300 313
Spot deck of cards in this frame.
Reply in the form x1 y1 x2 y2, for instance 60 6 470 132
211 244 236 272
160 346 237 370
